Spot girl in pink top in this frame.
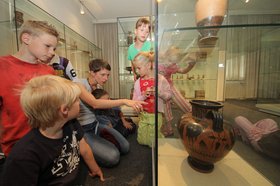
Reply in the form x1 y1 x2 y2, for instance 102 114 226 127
132 52 171 147
158 46 197 136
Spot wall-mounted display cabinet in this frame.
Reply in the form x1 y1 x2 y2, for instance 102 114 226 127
0 0 101 78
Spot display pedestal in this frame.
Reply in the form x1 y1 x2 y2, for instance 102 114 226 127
158 138 273 186
256 104 280 116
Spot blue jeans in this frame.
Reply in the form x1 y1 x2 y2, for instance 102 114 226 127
96 115 118 128
82 121 128 167
98 124 130 154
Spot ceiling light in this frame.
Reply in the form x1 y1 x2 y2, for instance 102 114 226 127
80 4 85 15
245 0 250 3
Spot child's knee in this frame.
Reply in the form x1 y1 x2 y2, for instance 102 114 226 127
234 116 245 123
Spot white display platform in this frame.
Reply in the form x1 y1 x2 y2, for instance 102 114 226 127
158 138 273 186
256 104 280 116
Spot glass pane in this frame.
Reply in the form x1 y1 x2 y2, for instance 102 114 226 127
0 0 17 55
117 17 138 99
117 16 154 99
2 0 102 80
65 27 91 78
157 0 280 185
15 0 65 40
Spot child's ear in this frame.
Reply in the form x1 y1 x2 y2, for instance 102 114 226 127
21 33 31 45
60 104 69 117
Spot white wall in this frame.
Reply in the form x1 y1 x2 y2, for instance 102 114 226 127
29 0 95 43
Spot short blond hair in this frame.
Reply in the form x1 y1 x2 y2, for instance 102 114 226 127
20 75 81 129
19 20 59 42
133 51 154 70
163 46 185 63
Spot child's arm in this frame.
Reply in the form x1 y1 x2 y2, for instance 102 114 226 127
177 52 197 74
76 82 144 112
158 75 172 101
119 112 133 129
79 138 105 182
177 61 196 74
132 79 146 101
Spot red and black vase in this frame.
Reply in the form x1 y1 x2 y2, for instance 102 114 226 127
178 101 235 173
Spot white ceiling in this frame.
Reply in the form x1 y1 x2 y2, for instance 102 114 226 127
81 0 280 24
81 0 153 23
79 0 280 37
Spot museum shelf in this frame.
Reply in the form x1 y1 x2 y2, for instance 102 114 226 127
0 0 102 78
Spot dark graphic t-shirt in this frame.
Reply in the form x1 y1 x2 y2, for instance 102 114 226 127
3 119 84 186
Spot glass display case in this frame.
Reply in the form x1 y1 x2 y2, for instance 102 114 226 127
117 17 139 99
157 0 280 185
117 16 155 99
159 27 224 101
0 0 102 78
0 0 19 56
64 26 102 78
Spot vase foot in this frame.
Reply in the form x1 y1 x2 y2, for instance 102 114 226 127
187 156 214 173
198 35 218 47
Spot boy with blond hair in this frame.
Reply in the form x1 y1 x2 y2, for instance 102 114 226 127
2 75 104 185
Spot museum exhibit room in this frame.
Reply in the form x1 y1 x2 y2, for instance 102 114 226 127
0 0 279 186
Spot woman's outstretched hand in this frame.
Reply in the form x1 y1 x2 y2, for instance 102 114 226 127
124 99 146 112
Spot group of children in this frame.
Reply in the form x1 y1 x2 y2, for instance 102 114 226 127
1 14 279 186
0 16 199 184
0 20 144 185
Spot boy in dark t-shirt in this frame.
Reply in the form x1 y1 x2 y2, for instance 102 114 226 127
2 75 104 185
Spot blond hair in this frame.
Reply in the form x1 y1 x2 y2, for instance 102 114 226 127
20 75 81 129
133 51 154 69
163 46 185 63
19 20 59 42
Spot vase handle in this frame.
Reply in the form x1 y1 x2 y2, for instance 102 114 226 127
206 111 223 132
